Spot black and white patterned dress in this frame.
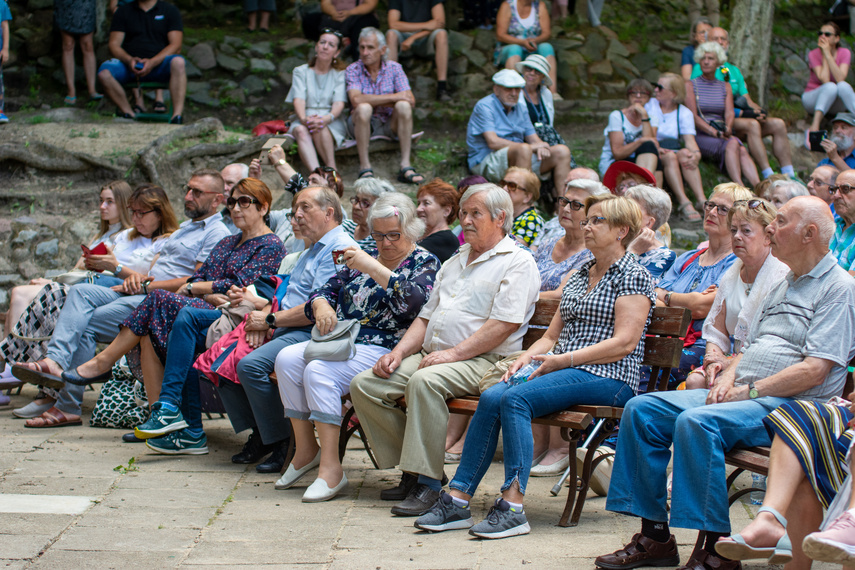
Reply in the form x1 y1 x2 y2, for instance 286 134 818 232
55 0 96 35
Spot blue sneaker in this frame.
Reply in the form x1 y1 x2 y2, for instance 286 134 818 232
145 429 208 455
134 402 188 439
0 112 8 124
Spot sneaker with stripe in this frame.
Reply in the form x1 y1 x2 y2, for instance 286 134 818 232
468 498 531 539
145 429 208 455
134 402 188 439
414 491 474 532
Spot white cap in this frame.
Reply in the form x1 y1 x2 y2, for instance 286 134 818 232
492 69 526 88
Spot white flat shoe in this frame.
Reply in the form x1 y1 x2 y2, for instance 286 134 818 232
302 473 348 503
13 400 55 419
530 450 548 468
274 450 321 490
530 454 570 476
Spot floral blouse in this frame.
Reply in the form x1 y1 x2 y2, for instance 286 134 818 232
636 246 677 284
186 233 285 293
533 236 592 292
305 247 440 349
512 207 544 247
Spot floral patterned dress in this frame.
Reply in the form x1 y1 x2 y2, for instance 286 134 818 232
533 236 592 292
512 206 544 247
305 247 440 349
123 233 285 359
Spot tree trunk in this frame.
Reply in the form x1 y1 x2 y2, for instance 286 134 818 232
729 0 774 106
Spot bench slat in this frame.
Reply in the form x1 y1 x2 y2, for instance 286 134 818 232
648 306 693 337
642 337 685 369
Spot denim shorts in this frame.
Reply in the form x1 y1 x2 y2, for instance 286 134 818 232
98 55 184 85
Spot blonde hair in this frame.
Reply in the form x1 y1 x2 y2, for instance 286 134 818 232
584 194 643 248
505 166 541 202
711 182 753 203
727 198 777 229
659 72 686 104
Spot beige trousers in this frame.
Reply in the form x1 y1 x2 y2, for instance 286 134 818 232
349 351 501 481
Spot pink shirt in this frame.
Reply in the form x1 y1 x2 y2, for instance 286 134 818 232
806 47 851 92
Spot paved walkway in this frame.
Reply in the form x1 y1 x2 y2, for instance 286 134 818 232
0 384 833 569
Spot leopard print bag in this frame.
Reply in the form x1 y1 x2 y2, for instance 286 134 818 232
89 360 150 429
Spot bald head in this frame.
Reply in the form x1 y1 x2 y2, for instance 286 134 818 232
565 167 600 187
789 195 835 246
221 163 249 196
768 196 834 274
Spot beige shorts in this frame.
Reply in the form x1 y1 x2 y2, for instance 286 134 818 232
471 147 543 183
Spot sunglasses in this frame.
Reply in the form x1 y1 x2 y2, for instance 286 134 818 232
321 28 344 39
500 180 526 193
557 197 585 210
627 91 650 97
370 231 402 242
653 83 665 91
819 31 836 37
183 185 220 199
227 196 261 209
830 184 855 196
733 199 769 212
703 201 730 215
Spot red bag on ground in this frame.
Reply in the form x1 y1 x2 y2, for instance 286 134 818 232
252 120 289 137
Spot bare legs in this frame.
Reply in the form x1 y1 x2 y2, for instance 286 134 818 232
75 327 141 379
60 32 99 100
445 414 470 455
723 138 760 187
140 336 164 404
289 418 343 486
60 31 77 100
292 124 321 171
661 152 695 208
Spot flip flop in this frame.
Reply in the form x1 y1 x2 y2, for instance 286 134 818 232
132 104 145 114
358 168 375 179
11 361 65 390
25 407 82 429
64 96 77 106
397 167 424 185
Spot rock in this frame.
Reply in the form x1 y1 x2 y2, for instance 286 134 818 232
11 248 29 263
784 53 808 74
222 35 245 48
589 60 613 77
453 74 491 98
0 274 16 286
606 39 629 58
465 48 488 68
11 229 37 246
631 52 657 73
184 59 202 79
580 32 607 62
412 75 437 101
551 38 583 51
598 98 625 110
187 81 210 94
35 239 58 257
449 56 469 76
188 43 217 70
217 53 246 73
249 41 273 57
556 59 574 82
780 72 806 95
27 0 51 9
36 56 55 68
448 30 474 55
662 40 686 52
671 228 706 250
611 54 640 76
66 220 92 243
268 78 281 90
188 90 221 108
224 88 247 104
473 30 494 52
240 75 267 96
558 50 586 67
282 38 310 52
250 58 276 73
17 261 41 280
278 57 306 75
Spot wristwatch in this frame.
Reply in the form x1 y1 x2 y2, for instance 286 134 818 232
114 264 123 275
186 282 194 296
265 312 277 329
277 158 287 167
747 380 759 399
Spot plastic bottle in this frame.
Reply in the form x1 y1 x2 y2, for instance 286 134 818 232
750 473 766 505
507 352 554 387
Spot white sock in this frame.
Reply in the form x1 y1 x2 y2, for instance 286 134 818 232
506 500 524 512
761 168 775 179
451 496 470 508
781 165 795 176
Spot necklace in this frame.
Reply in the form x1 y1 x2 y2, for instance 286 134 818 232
311 69 333 107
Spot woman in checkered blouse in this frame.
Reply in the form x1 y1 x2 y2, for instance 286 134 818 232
415 194 657 538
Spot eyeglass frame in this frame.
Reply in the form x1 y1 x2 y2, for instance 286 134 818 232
320 27 344 39
129 208 156 218
557 197 585 211
732 199 769 212
226 196 261 209
349 196 373 209
580 216 607 228
807 176 832 187
182 184 222 200
703 200 731 215
500 179 527 193
829 184 855 196
370 231 403 242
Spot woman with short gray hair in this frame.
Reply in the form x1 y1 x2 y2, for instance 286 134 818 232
768 179 809 210
273 191 439 503
625 185 677 282
342 177 396 247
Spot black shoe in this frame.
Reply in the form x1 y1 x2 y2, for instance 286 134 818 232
169 115 183 125
380 472 418 501
231 429 276 464
122 432 144 443
256 440 289 473
391 483 441 517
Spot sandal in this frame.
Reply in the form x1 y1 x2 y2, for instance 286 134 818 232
132 104 145 114
715 506 792 565
397 167 424 185
11 361 65 390
358 168 375 179
64 95 77 106
153 101 167 114
678 202 702 222
25 407 82 429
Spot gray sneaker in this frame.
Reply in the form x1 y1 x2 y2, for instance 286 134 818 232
468 498 531 539
414 491 474 532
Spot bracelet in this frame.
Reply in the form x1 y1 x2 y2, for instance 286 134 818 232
664 291 673 306
570 352 574 368
641 118 650 122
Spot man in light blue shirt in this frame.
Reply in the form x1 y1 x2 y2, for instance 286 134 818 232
466 69 570 196
14 169 230 422
829 168 855 272
217 185 358 472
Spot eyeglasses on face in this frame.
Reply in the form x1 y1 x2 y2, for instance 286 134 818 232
830 184 855 196
807 176 831 187
703 200 730 215
129 208 156 218
653 83 665 91
580 216 607 228
183 185 220 200
819 31 836 37
316 166 341 184
733 199 769 212
227 196 261 209
350 196 373 209
500 180 526 193
557 197 585 211
370 231 402 242
627 91 650 97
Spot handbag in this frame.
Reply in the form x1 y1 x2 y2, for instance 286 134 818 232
535 123 566 146
53 270 90 285
90 361 150 429
303 319 361 362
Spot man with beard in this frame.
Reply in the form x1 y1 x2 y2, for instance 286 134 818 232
11 170 230 423
819 113 855 171
829 169 855 272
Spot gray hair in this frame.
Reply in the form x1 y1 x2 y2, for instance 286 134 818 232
367 192 425 243
689 17 712 44
300 185 343 224
566 178 610 197
460 183 514 234
694 41 727 65
770 179 810 203
625 185 673 230
354 177 396 199
567 167 600 183
225 163 249 179
359 27 387 55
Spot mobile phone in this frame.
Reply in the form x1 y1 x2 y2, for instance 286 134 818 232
809 130 828 152
260 137 289 160
134 62 145 70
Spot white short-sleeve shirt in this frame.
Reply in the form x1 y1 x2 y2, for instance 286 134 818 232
645 99 696 141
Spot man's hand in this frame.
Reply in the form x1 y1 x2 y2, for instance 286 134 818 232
245 328 269 348
0 47 8 64
705 373 735 404
267 145 287 165
245 310 270 331
131 57 152 77
821 138 840 159
373 352 403 378
400 36 417 52
418 348 461 369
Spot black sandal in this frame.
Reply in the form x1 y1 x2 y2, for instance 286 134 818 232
358 168 375 179
397 167 424 185
153 101 167 114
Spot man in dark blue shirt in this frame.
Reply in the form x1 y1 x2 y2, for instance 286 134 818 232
818 112 855 172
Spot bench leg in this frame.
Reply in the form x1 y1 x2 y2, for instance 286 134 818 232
693 467 764 552
338 405 380 469
559 418 619 527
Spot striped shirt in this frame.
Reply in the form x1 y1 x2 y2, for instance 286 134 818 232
830 216 855 271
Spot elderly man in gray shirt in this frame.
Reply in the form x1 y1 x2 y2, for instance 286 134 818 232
13 169 230 425
595 196 855 570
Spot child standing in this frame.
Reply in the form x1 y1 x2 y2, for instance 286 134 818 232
0 0 11 123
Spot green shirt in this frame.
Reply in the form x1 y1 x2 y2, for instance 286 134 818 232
690 62 747 99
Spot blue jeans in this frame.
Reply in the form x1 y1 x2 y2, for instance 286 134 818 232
605 389 790 533
158 306 220 432
449 368 633 497
98 55 185 85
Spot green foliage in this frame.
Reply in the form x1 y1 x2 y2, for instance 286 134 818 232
113 457 139 473
88 129 101 139
27 115 48 125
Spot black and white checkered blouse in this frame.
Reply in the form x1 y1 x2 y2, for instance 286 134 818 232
555 253 657 393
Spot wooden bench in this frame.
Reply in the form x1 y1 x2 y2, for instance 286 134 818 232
338 300 691 527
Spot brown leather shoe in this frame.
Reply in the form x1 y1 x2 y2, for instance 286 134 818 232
677 549 742 570
595 533 681 569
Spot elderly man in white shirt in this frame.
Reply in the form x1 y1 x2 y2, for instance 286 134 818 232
349 183 541 517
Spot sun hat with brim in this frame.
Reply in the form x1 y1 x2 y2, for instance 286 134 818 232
514 55 552 87
603 161 657 193
492 69 526 89
833 112 855 127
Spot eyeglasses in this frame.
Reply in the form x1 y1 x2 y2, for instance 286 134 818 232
580 216 607 228
653 83 665 91
829 184 855 196
557 197 585 210
733 199 769 212
350 196 373 209
321 28 344 39
227 196 261 209
627 91 650 97
370 231 402 242
314 166 341 185
807 176 831 187
703 201 730 215
819 31 836 37
183 185 221 199
129 208 156 218
500 180 526 193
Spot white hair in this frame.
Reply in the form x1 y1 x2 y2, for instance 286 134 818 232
625 185 673 230
694 41 727 65
566 179 610 197
460 183 513 234
367 192 425 243
354 177 395 198
770 179 809 203
224 163 250 179
359 27 387 57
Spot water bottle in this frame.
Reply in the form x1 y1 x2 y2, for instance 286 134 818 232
507 352 554 387
750 473 766 505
